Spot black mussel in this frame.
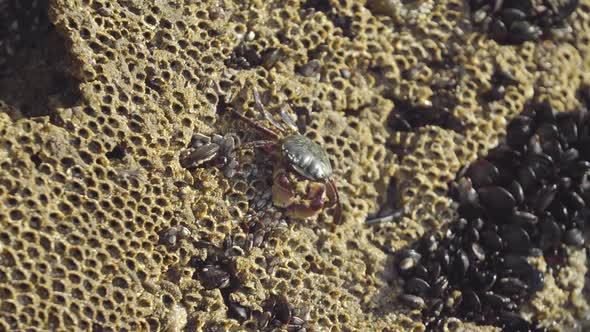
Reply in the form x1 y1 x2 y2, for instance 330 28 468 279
470 242 486 262
536 103 557 122
526 269 545 292
464 226 480 244
490 18 508 41
558 176 573 190
456 178 480 206
425 261 442 279
432 276 449 297
542 139 563 161
275 300 292 324
506 115 533 149
467 159 499 188
550 201 570 224
499 311 531 330
508 21 541 44
197 265 231 290
262 294 292 325
228 300 250 322
478 186 516 215
500 8 527 27
511 210 538 225
429 298 444 317
413 264 429 281
455 250 470 277
399 294 425 309
398 249 421 273
561 148 579 165
535 184 558 213
502 255 534 276
461 289 482 314
481 229 503 252
471 218 485 230
518 166 537 192
496 277 528 297
502 0 532 12
557 115 579 144
536 123 560 141
405 277 431 296
556 0 579 20
539 217 562 250
564 228 585 246
470 0 487 10
501 225 531 254
508 180 525 204
481 292 511 310
527 153 553 180
569 161 590 179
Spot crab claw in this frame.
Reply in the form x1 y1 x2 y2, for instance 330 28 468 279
326 179 342 225
285 183 326 219
272 169 296 208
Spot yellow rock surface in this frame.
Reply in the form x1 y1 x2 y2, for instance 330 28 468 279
0 0 588 330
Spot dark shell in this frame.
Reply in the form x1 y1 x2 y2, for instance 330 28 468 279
564 228 585 246
481 229 503 252
470 242 486 262
478 186 516 214
472 270 497 292
467 159 499 188
511 210 538 225
398 249 421 272
535 184 558 213
490 18 508 42
399 294 425 309
496 277 528 296
508 180 524 205
461 289 482 313
507 21 540 44
432 276 449 297
481 292 511 310
405 277 431 296
228 301 250 322
539 218 562 250
282 134 332 181
500 8 527 26
499 311 531 330
500 225 531 254
197 265 231 290
518 165 537 191
502 255 534 277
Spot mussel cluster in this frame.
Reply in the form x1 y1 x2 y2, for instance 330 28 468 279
469 0 579 44
397 101 590 331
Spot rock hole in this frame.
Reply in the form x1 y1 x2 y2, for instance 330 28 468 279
0 0 81 121
105 144 126 161
386 98 464 134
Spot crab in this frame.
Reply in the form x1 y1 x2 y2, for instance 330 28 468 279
231 89 342 225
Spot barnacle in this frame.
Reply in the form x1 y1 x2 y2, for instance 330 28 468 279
0 0 589 330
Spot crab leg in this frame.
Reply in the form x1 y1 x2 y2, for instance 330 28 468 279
230 107 280 140
253 87 289 134
326 179 342 225
241 140 278 153
279 104 299 132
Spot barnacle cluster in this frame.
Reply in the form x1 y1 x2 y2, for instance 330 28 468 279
0 0 589 331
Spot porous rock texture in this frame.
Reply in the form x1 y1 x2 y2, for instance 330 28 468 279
0 0 588 331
